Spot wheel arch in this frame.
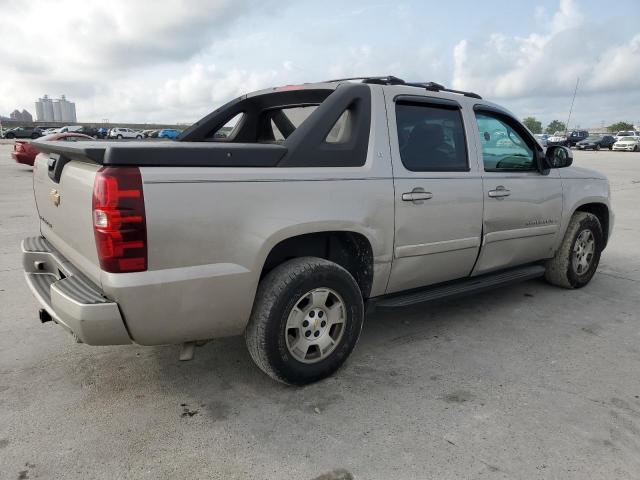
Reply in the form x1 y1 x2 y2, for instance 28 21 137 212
260 230 374 299
573 202 610 247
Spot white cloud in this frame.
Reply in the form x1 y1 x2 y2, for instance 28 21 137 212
452 0 640 102
0 0 638 127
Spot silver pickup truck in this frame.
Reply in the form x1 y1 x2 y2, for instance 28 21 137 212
23 76 613 385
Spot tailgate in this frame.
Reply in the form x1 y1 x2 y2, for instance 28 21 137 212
33 152 103 285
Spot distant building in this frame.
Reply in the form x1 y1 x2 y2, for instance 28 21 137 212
35 94 76 122
9 109 33 122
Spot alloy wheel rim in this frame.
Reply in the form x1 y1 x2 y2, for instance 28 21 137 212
572 229 595 275
285 287 346 364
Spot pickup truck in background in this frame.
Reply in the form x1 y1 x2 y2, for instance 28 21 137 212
23 76 613 385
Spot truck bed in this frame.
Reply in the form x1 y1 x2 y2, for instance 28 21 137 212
31 140 287 167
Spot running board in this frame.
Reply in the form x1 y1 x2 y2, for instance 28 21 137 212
374 265 545 309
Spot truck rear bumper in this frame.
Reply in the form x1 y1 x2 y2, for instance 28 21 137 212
22 236 131 345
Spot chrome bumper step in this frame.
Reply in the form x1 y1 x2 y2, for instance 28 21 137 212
22 236 131 345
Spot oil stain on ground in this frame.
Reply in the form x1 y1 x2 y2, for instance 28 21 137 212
441 390 474 403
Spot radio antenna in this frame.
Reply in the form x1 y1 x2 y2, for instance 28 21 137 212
565 77 580 135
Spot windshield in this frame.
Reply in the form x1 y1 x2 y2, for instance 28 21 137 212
620 136 636 141
587 136 602 141
618 131 634 136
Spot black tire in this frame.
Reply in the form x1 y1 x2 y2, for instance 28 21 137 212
136 135 142 139
595 144 600 151
634 145 638 152
544 212 603 289
609 146 613 151
5 133 15 139
31 132 39 139
245 257 364 385
117 134 123 139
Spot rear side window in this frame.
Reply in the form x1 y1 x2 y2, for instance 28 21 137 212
395 102 468 172
258 105 318 143
325 110 352 144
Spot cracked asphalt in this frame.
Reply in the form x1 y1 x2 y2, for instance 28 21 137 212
1 143 639 479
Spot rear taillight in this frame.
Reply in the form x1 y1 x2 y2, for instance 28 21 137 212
92 167 147 273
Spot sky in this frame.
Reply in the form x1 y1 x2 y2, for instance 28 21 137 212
0 0 639 128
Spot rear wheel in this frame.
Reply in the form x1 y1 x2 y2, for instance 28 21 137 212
544 212 603 289
136 135 142 139
245 257 364 385
595 144 600 151
5 133 15 139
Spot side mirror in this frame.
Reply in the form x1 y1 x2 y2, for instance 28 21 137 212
545 145 573 168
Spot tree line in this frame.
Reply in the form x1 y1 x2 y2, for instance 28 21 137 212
522 118 636 135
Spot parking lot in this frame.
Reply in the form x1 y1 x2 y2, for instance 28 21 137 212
1 144 639 479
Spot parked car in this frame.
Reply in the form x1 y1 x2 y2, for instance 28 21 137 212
59 125 82 133
11 132 93 166
97 128 109 139
108 127 142 139
148 129 160 138
534 133 549 147
158 128 180 139
23 77 613 385
614 131 640 141
612 136 640 152
576 135 616 151
60 125 101 138
546 131 568 147
4 126 43 139
566 130 589 147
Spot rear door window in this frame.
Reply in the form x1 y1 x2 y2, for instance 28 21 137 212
395 102 468 172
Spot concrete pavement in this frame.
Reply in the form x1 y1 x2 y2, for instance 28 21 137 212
1 146 639 479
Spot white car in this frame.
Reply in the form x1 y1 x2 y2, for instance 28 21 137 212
612 136 640 152
108 127 142 139
60 125 83 133
547 131 568 146
534 133 549 147
614 130 640 141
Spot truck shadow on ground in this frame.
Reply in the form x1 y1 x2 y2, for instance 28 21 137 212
137 278 560 420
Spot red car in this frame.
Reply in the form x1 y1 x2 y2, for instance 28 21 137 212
12 132 94 166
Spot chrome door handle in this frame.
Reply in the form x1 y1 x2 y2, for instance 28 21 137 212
402 191 433 202
488 186 511 198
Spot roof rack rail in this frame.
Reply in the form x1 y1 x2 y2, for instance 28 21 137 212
322 76 482 99
411 81 483 100
323 76 405 85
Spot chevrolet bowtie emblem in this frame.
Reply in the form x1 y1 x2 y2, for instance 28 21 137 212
49 189 61 207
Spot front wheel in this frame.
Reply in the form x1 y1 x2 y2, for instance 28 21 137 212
544 212 603 289
117 134 123 139
595 144 600 151
136 135 142 139
245 257 364 385
5 133 15 139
